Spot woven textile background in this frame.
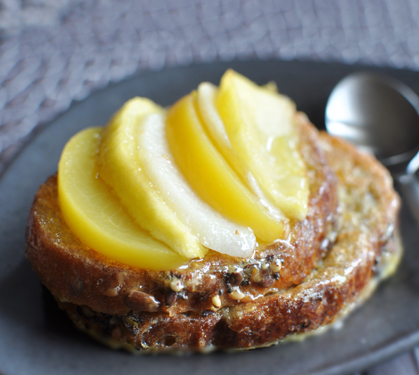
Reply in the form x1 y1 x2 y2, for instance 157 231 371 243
1 0 419 172
2 1 419 374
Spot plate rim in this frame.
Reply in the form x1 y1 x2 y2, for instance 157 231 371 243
1 58 418 375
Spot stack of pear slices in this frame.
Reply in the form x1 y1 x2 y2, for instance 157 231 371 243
58 70 309 270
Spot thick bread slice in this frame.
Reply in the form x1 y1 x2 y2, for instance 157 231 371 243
26 115 338 318
59 132 400 351
25 119 400 351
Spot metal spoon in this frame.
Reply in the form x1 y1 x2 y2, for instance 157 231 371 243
325 71 419 222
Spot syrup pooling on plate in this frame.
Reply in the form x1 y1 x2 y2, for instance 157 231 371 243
57 70 309 269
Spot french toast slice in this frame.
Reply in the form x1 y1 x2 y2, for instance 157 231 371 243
25 116 400 351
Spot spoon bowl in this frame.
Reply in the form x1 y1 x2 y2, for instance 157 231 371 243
325 71 419 223
325 72 419 167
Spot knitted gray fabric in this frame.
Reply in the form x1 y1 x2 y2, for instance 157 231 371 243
1 1 419 373
0 0 418 170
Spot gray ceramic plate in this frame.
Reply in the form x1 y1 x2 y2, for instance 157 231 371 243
1 60 419 375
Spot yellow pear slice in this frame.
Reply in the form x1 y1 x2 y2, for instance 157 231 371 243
166 92 286 243
98 98 206 259
216 70 309 220
138 112 256 257
197 82 286 222
58 127 187 270
197 82 245 177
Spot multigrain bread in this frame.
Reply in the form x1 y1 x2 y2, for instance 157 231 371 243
25 114 400 351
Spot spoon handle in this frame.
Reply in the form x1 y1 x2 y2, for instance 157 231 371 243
397 174 419 224
406 149 419 175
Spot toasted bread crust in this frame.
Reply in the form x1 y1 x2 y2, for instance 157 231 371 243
25 119 400 351
59 232 399 351
26 116 338 317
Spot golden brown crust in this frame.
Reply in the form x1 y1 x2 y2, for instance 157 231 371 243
26 116 338 318
25 120 400 351
57 232 399 352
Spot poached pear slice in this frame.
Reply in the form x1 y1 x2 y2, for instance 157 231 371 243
197 82 286 222
138 112 256 257
216 70 309 220
166 92 286 243
98 98 206 260
58 127 187 270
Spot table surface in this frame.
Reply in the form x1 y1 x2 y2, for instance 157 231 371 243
1 1 419 374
